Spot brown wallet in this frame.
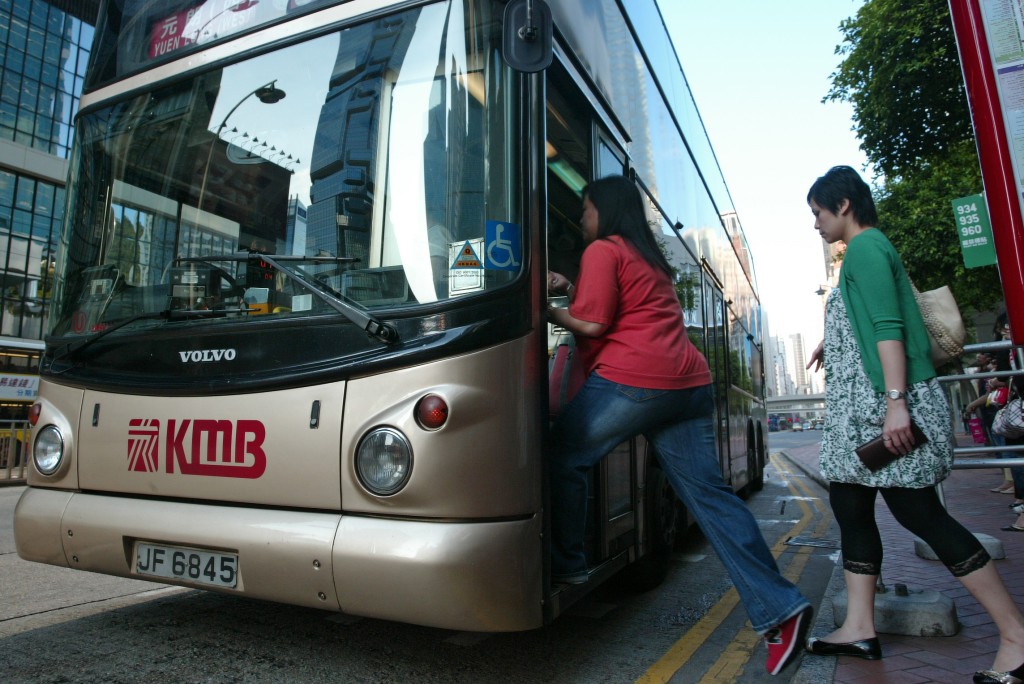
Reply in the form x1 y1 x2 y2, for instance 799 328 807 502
855 421 928 472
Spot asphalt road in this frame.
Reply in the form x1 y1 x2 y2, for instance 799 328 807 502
767 428 826 452
0 436 837 683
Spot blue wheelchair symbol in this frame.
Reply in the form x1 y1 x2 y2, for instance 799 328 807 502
485 221 521 271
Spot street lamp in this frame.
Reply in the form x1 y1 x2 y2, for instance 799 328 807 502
216 81 286 140
195 80 286 213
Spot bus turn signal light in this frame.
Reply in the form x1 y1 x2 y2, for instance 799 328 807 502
415 394 448 430
28 403 41 426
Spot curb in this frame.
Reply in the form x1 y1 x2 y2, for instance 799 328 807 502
775 448 828 490
791 565 842 683
774 449 841 683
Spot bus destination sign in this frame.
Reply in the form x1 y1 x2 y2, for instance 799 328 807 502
149 1 260 60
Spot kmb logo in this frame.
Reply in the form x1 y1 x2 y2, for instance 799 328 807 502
128 419 267 478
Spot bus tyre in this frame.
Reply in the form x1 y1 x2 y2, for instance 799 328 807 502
749 441 764 492
623 464 677 591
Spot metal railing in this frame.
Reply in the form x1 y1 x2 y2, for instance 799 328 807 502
0 420 31 483
944 340 1024 469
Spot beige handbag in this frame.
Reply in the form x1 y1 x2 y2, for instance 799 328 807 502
912 284 966 366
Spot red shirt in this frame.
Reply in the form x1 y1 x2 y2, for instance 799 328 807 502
570 236 711 390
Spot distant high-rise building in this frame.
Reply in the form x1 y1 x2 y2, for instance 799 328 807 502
770 335 796 396
285 197 308 256
790 333 811 394
765 333 779 396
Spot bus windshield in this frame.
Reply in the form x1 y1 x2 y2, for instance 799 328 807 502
51 0 518 339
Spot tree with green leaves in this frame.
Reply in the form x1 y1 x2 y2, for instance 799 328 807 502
827 0 1003 313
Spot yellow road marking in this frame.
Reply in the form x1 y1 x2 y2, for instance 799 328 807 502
637 455 833 683
635 587 741 684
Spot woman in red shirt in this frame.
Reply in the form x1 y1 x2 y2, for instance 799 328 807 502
547 175 811 676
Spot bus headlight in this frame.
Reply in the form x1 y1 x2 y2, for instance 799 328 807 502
34 425 64 475
355 427 412 496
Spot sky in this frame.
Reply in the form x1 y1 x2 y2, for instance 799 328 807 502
658 1 870 370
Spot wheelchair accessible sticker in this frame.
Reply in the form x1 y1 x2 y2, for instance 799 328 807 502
447 222 521 295
484 221 521 271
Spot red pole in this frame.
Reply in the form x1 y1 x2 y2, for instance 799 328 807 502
948 0 1024 343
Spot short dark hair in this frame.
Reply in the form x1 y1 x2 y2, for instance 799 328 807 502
807 165 878 227
994 311 1009 339
583 175 672 276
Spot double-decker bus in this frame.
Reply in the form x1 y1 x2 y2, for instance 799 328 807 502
14 0 768 631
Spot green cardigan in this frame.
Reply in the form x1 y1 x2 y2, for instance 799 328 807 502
838 228 935 393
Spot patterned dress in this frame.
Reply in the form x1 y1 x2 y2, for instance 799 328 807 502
819 289 953 487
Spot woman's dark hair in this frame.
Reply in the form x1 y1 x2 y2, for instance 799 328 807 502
806 165 879 227
583 175 672 276
994 311 1009 340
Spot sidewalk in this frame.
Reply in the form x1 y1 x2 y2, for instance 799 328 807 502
781 433 1024 683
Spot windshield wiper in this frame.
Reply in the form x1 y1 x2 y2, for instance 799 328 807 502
176 252 399 344
50 309 173 364
51 303 247 365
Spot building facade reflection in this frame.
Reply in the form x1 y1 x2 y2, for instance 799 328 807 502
0 0 99 418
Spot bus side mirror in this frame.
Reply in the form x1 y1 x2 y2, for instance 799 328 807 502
502 0 552 73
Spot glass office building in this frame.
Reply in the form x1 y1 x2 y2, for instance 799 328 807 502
0 0 98 417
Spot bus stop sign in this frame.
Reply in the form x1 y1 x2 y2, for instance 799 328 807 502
952 194 997 268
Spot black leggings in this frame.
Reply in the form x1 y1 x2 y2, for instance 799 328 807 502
829 481 990 577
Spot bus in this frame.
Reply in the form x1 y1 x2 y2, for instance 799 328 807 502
14 0 768 632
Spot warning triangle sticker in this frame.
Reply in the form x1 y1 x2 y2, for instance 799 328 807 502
451 240 482 269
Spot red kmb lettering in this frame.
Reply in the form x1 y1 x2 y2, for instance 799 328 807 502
166 418 192 474
159 418 266 479
193 419 233 463
235 420 267 476
128 418 160 473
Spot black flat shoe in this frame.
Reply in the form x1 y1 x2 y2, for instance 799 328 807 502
805 636 882 660
974 662 1024 683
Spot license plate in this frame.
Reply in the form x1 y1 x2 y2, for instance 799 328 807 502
135 543 238 588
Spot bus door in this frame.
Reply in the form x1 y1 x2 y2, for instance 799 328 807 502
703 271 732 483
544 66 637 576
592 137 636 565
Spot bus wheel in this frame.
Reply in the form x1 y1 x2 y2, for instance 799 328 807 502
623 464 677 591
749 442 764 492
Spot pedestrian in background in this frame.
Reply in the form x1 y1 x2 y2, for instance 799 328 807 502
803 166 1024 683
990 314 1024 504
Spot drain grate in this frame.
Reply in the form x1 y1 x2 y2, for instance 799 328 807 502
785 536 841 549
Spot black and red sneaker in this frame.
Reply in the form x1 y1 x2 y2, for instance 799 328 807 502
764 605 813 676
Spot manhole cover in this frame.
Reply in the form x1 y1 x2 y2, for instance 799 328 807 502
785 536 840 549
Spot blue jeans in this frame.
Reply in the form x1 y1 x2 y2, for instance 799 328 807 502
549 373 810 633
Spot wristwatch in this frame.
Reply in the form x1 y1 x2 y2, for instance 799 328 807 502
886 389 906 400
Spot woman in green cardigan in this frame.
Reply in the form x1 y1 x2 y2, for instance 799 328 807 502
802 166 1024 684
